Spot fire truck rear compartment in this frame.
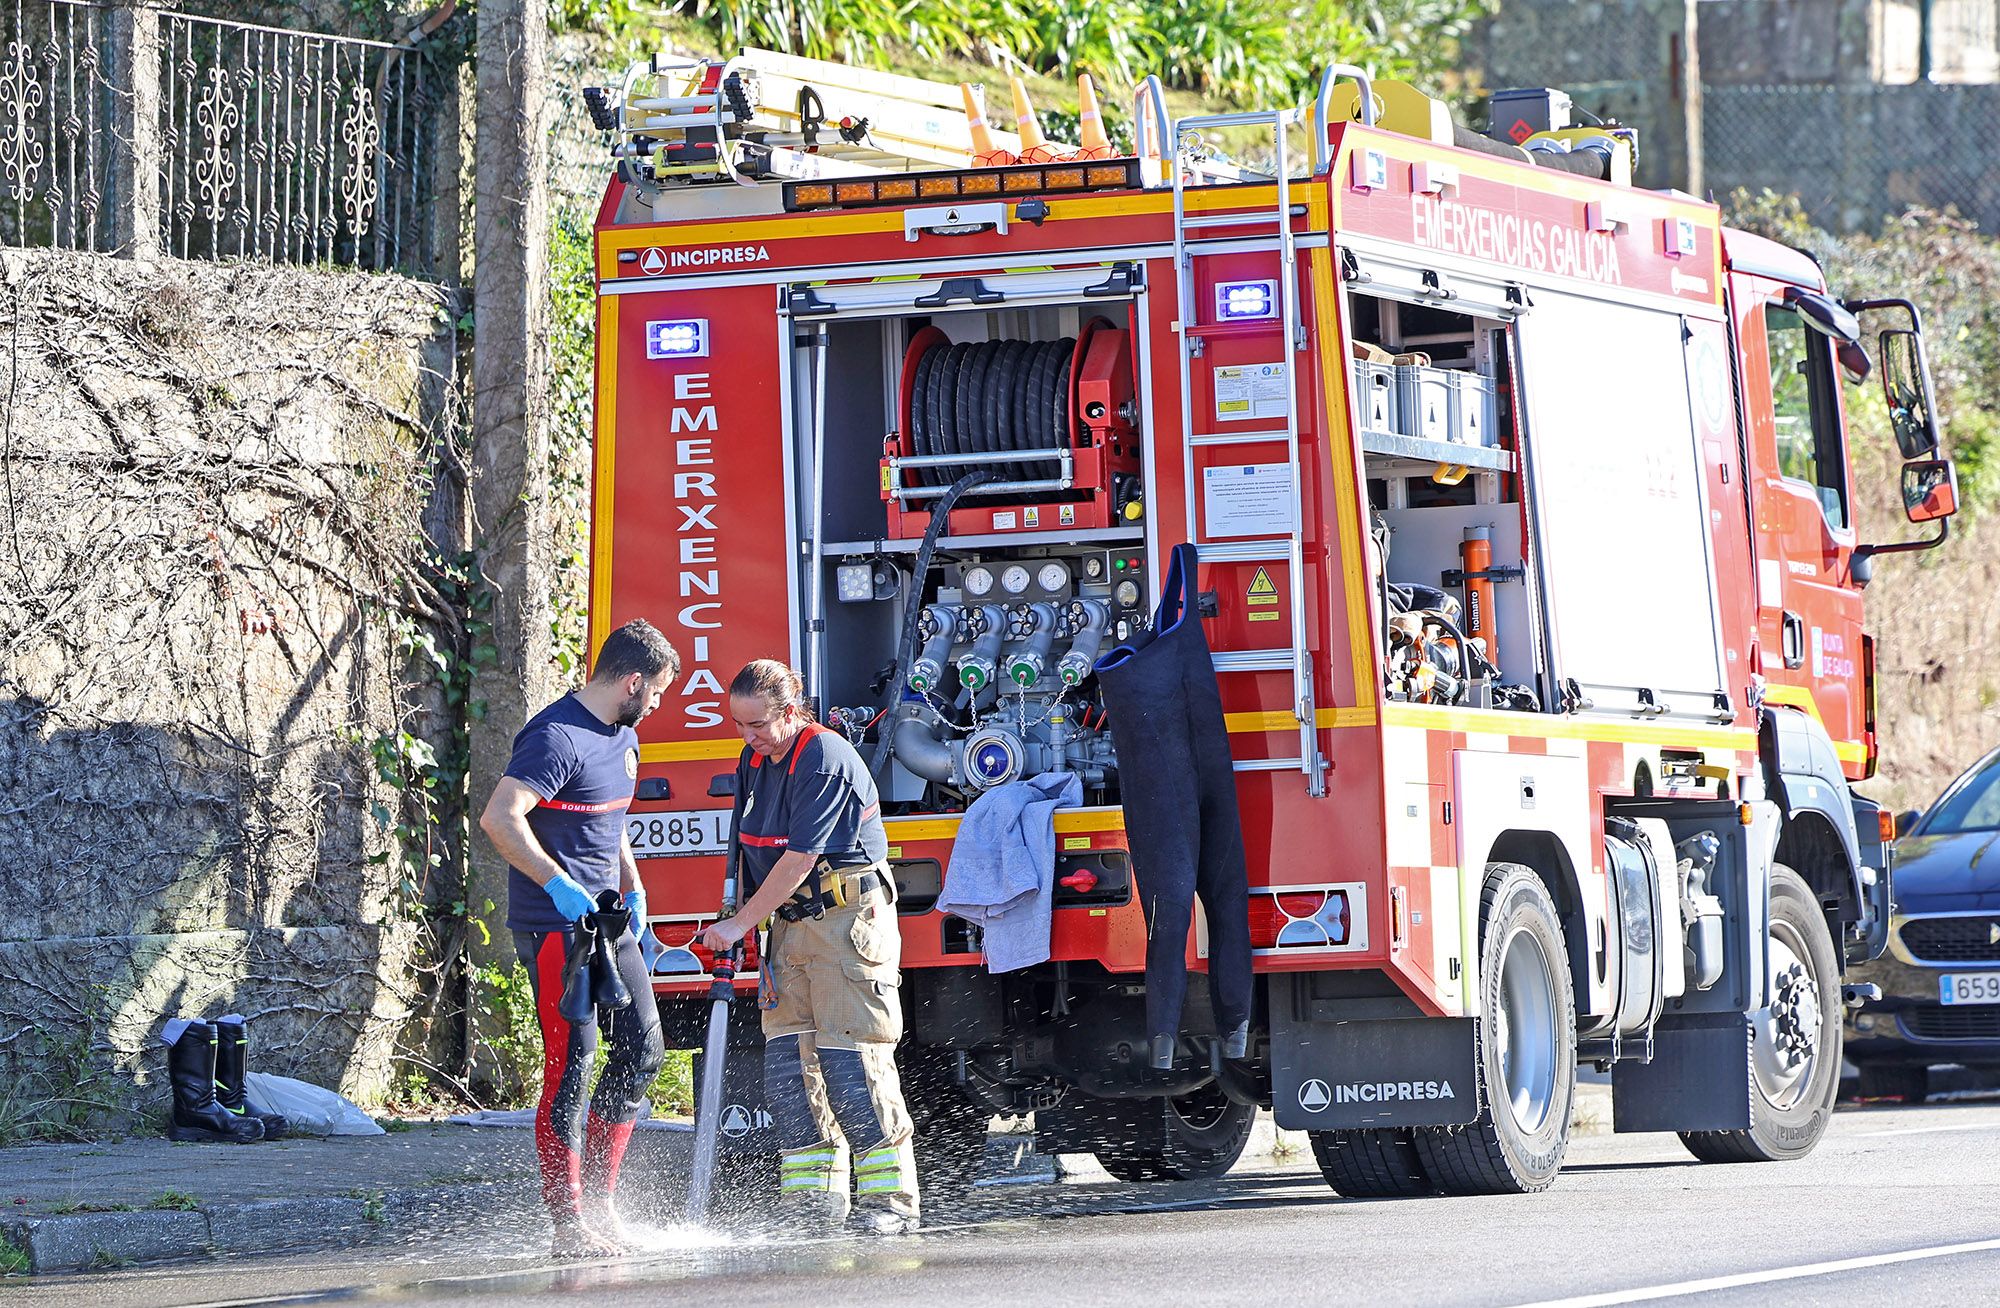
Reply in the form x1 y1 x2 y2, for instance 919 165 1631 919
799 298 1148 811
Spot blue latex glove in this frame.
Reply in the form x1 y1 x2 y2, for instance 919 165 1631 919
543 871 596 922
626 888 663 969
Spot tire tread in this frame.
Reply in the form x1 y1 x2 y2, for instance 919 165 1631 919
1415 862 1573 1196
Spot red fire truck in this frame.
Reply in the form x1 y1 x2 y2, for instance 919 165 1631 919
584 52 1957 1196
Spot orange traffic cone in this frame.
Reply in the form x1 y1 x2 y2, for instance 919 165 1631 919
962 83 1015 166
1073 72 1115 160
1011 75 1057 163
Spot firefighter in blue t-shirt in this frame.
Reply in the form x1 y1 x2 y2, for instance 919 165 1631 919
700 659 917 1234
479 619 679 1257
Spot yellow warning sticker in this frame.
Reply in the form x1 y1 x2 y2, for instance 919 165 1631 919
1248 611 1281 622
881 466 892 492
887 846 902 859
1062 836 1091 851
1247 566 1279 607
1090 909 1108 917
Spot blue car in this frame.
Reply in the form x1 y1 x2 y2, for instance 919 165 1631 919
1845 746 2000 1100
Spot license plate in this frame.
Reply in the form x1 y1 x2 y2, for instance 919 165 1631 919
627 809 732 859
1939 972 2000 1005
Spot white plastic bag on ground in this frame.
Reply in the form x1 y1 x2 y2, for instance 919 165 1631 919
245 1072 385 1136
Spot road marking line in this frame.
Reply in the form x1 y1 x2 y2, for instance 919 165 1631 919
1845 1122 1997 1139
1512 1238 2000 1307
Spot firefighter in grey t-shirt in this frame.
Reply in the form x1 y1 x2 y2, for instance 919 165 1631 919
700 659 916 1234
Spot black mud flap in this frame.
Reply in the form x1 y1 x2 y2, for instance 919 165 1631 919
1611 1012 1753 1132
1270 1012 1480 1130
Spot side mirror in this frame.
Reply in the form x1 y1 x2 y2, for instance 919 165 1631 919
1894 809 1921 839
1881 328 1941 458
1902 458 1958 524
1783 286 1861 343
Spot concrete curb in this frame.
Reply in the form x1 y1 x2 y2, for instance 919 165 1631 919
3 1180 523 1275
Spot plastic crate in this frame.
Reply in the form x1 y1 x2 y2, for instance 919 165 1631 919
1395 364 1451 442
1353 359 1398 435
1444 370 1499 447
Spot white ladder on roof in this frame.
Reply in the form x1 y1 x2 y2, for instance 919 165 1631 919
1169 107 1327 797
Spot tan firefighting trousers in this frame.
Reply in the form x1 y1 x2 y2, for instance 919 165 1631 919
762 868 917 1218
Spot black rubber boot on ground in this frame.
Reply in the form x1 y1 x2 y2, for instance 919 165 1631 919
167 1022 264 1143
213 1016 289 1140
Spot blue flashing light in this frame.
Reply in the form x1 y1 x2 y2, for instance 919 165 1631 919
646 318 709 359
1215 280 1278 322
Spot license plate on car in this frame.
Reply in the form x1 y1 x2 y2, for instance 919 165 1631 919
627 809 732 859
1939 972 2000 1005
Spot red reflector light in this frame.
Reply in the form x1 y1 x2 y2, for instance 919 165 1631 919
1248 890 1351 950
648 919 759 973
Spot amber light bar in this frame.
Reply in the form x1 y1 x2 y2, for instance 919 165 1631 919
785 158 1142 212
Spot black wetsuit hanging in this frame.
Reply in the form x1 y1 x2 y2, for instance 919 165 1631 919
1093 542 1254 1068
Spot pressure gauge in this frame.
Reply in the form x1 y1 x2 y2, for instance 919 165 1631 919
963 566 995 597
1037 562 1069 592
1083 555 1105 580
1000 564 1032 595
1114 579 1141 609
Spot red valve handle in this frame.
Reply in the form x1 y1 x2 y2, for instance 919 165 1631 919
1058 869 1099 893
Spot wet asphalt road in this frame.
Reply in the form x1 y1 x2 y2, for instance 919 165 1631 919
29 1099 2000 1308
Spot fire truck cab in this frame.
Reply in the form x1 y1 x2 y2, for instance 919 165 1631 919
586 53 1955 1198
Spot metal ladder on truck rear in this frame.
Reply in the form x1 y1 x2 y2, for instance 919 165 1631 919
1168 105 1327 797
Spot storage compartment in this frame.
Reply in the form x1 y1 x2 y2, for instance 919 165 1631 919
1346 286 1543 715
793 286 1153 817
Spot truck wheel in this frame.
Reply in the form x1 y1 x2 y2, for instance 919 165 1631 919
1680 865 1842 1163
1308 1129 1435 1198
1414 862 1576 1195
900 1046 993 1205
1097 1084 1257 1182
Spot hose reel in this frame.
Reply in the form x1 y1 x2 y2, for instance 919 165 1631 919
884 318 1138 538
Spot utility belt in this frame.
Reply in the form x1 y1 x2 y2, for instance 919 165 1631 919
777 859 894 922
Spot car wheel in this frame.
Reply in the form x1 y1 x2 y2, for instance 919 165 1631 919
1680 865 1842 1163
1856 1062 1929 1104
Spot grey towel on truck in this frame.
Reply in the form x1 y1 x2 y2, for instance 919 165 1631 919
936 771 1083 972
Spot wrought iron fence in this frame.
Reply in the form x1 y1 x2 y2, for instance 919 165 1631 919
0 0 446 274
0 0 116 251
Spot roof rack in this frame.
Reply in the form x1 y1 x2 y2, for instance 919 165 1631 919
582 52 1385 194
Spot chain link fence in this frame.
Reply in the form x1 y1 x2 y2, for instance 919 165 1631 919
1705 82 2000 233
1474 0 2000 233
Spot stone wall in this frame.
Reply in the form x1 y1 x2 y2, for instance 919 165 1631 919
0 251 464 1131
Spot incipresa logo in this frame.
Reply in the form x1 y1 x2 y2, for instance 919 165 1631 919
1336 1080 1457 1103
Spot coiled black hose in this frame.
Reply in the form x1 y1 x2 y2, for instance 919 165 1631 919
907 337 1076 486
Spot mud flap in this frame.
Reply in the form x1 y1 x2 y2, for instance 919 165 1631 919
1610 1012 1753 1132
1270 1009 1480 1130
